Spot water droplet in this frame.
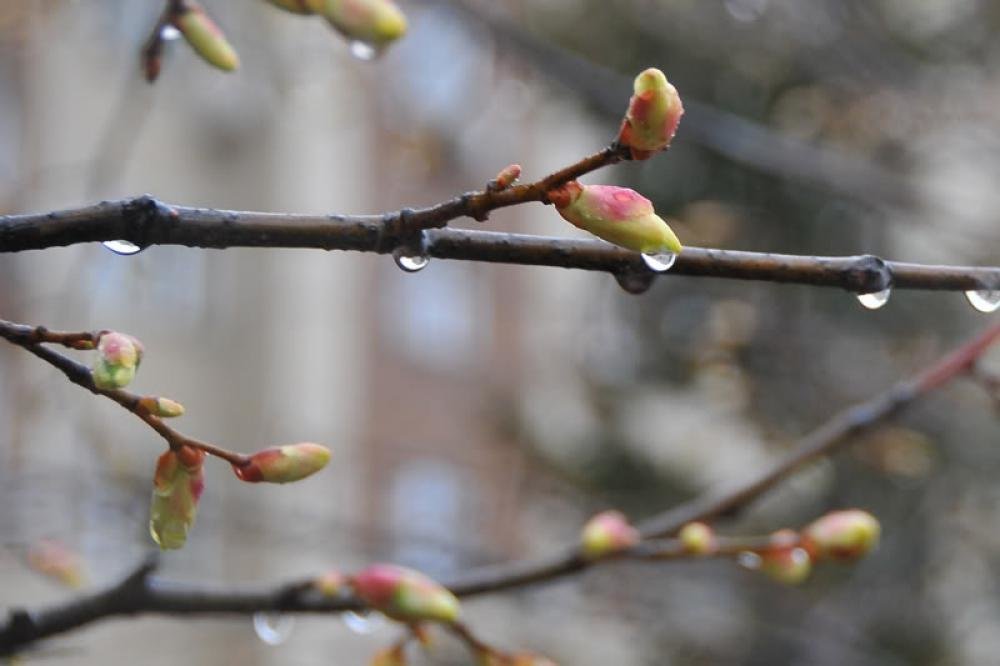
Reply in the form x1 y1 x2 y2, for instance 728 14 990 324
160 25 182 41
790 547 810 565
641 252 677 273
856 287 891 310
614 271 655 295
965 289 1000 313
392 249 429 273
102 240 144 256
253 612 295 646
737 551 762 570
342 610 385 635
349 40 379 61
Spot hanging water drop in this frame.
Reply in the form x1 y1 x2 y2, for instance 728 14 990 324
392 249 429 273
641 251 677 273
160 25 182 41
736 551 762 570
342 609 386 635
614 271 655 295
252 612 295 646
102 240 144 256
349 40 378 61
965 289 1000 313
856 287 892 310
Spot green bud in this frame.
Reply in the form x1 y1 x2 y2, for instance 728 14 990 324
149 446 205 550
617 67 684 160
351 564 461 624
802 509 881 562
307 0 408 48
175 3 240 72
265 0 315 14
233 442 332 483
580 510 639 560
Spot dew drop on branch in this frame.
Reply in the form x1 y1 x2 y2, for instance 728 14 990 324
348 41 378 61
965 289 1000 313
102 240 144 256
641 251 677 273
855 287 892 310
393 249 430 273
159 25 181 41
736 551 762 570
342 610 386 634
252 612 295 646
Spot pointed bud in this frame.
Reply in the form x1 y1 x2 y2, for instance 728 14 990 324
370 645 407 666
759 532 812 585
265 0 315 14
138 396 186 418
617 68 684 160
307 0 408 48
489 164 522 192
313 569 346 597
149 446 205 550
802 509 881 562
580 510 639 560
548 182 682 255
351 564 461 624
27 539 86 589
678 522 716 555
175 3 240 72
233 442 331 483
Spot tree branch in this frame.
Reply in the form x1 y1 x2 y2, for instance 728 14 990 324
3 322 996 656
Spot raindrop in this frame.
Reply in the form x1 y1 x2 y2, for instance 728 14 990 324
252 612 295 646
737 551 762 570
614 271 655 295
965 290 1000 314
342 610 386 635
790 547 810 565
641 251 677 273
102 240 144 256
349 40 378 61
856 287 892 310
392 248 429 273
159 25 182 41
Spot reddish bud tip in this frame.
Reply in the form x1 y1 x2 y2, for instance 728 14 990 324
233 442 331 483
27 539 86 589
313 569 346 597
490 164 522 191
678 522 716 555
617 67 684 160
802 509 881 562
351 564 461 624
759 531 812 585
149 446 205 550
580 510 639 560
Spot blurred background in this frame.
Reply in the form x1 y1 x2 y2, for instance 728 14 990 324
1 1 999 664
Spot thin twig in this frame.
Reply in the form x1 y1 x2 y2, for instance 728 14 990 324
2 323 996 656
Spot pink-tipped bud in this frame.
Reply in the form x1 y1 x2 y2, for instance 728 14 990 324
27 539 86 589
175 3 240 72
313 569 346 597
139 396 186 418
265 0 315 14
233 442 331 483
306 0 408 48
490 163 522 191
350 564 461 624
758 531 811 585
617 67 684 160
149 446 205 550
370 645 407 666
678 522 716 555
802 509 881 562
580 510 640 560
548 181 682 255
92 331 142 390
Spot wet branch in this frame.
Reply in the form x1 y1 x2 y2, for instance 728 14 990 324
3 322 997 656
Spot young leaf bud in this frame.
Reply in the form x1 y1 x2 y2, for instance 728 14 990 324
548 182 683 255
802 509 881 562
313 569 346 597
489 163 522 192
149 446 205 550
307 0 408 48
759 532 812 585
617 68 684 160
351 564 461 624
175 3 240 72
139 396 186 418
678 522 716 555
580 510 639 560
233 442 331 483
92 331 143 389
26 539 86 589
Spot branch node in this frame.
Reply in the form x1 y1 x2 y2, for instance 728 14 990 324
843 254 893 293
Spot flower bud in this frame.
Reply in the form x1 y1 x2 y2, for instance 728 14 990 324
265 0 315 14
548 182 682 255
370 645 407 666
580 510 639 560
139 396 186 418
802 509 880 562
313 569 346 597
678 522 715 555
175 3 240 72
617 68 684 160
149 446 205 550
27 539 86 589
233 442 331 483
351 564 461 624
759 538 812 585
307 0 408 48
92 332 142 390
490 163 522 192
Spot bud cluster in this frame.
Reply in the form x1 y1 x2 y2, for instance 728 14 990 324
92 331 144 390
